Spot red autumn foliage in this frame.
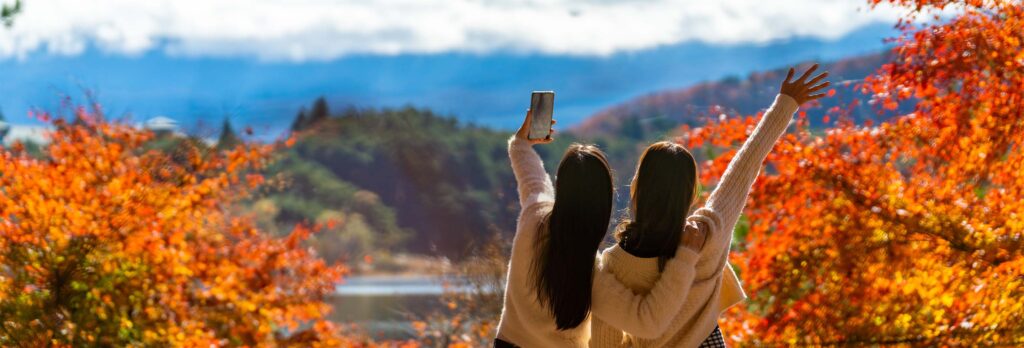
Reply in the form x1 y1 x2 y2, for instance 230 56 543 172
681 0 1023 345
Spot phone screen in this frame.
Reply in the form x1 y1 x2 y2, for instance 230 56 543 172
529 91 555 140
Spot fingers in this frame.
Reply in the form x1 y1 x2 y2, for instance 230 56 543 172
519 108 533 131
806 92 827 101
805 71 828 86
681 222 708 251
796 64 818 83
516 108 534 139
534 119 555 144
696 228 707 250
784 68 795 84
807 81 831 93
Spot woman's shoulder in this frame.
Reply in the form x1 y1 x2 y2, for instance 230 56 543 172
512 201 553 250
520 201 554 223
598 244 661 284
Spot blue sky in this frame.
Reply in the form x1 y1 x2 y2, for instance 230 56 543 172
0 0 905 59
0 0 911 137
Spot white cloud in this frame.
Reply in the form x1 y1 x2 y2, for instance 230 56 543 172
0 0 908 61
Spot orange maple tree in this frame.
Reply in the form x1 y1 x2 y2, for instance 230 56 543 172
682 0 1023 345
0 108 355 347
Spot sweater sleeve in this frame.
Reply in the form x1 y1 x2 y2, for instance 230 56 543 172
693 94 798 251
508 136 555 209
589 246 700 339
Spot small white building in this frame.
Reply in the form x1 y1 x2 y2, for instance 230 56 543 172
3 125 51 146
144 116 179 136
0 116 186 146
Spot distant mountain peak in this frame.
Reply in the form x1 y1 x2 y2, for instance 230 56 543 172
573 52 894 139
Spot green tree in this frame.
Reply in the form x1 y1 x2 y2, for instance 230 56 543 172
216 118 241 150
1 0 21 27
291 107 309 132
307 97 330 126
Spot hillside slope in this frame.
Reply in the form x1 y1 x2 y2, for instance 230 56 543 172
573 52 895 140
272 105 559 259
263 52 905 260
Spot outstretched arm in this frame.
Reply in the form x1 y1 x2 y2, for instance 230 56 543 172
695 65 830 243
590 222 708 338
509 109 557 209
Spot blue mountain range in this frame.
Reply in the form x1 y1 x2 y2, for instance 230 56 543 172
0 24 896 138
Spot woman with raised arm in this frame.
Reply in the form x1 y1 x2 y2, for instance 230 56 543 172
590 64 830 347
496 106 708 347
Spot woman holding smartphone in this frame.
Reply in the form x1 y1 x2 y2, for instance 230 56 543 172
590 64 829 347
495 107 707 347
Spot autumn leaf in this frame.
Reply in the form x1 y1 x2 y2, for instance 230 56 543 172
684 1 1024 345
0 112 358 347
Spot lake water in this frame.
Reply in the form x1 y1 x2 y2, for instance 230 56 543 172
335 275 462 296
330 275 471 340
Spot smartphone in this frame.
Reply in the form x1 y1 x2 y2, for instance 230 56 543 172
528 91 555 140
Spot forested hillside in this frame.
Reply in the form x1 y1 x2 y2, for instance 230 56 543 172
260 52 897 260
575 52 900 139
260 100 581 259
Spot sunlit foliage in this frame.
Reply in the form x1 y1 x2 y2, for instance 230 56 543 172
0 109 353 346
683 0 1024 345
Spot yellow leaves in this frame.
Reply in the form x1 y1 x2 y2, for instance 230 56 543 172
940 293 955 307
239 300 257 313
172 264 193 277
258 306 275 318
894 313 913 329
142 330 158 342
869 228 890 243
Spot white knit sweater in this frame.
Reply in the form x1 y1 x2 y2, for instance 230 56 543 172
496 136 703 347
590 94 800 347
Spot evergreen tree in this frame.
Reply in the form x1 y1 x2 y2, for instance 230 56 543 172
216 118 242 150
308 97 330 126
0 110 8 143
291 107 308 131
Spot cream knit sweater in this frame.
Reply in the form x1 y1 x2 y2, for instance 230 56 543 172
590 94 799 347
496 136 704 347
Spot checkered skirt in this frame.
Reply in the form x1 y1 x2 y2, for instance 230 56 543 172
494 326 727 347
698 326 727 348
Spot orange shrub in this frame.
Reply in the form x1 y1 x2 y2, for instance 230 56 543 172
0 109 353 347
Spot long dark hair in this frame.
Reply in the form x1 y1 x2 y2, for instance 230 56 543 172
615 141 699 270
532 143 614 330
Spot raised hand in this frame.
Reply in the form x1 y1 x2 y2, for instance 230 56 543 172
515 109 556 145
680 221 708 252
780 64 830 105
